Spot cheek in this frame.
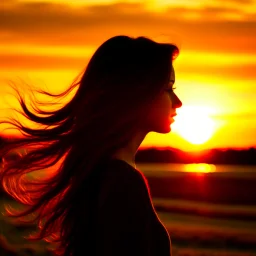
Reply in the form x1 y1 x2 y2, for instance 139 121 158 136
144 94 173 124
154 93 173 116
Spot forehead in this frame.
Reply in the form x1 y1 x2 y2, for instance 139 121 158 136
170 66 175 81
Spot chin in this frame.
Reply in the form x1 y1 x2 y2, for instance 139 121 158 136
161 127 172 134
153 124 172 134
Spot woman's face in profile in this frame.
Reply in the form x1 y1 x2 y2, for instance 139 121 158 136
143 66 182 134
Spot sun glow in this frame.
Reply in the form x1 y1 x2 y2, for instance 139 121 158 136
172 105 217 145
185 163 216 173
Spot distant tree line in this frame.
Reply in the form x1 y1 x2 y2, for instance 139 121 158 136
1 135 256 165
135 147 256 165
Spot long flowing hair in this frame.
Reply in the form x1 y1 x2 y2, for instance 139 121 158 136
0 35 179 255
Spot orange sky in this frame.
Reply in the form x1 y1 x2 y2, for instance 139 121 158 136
0 0 255 152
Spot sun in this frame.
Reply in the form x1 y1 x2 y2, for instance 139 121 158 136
171 105 217 145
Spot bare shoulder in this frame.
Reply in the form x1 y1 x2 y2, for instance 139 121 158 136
97 159 151 208
101 159 148 189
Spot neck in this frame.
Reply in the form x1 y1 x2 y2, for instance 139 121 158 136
111 130 147 169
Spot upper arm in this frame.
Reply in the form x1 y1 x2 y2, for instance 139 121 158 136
98 168 153 255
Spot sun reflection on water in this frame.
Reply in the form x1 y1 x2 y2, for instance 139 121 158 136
184 163 216 173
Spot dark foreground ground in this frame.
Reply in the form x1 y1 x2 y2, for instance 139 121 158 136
1 170 256 256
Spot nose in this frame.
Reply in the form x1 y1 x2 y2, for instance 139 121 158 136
172 94 182 109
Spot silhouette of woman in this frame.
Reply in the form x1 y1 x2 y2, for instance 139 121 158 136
0 35 182 256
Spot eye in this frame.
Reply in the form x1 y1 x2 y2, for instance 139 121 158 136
165 87 176 92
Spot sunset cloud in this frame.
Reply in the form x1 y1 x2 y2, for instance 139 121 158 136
1 53 255 80
0 2 255 54
213 0 254 4
1 1 255 149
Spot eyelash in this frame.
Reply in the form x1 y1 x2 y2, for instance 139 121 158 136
165 87 176 92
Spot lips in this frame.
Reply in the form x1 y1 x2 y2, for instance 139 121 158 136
170 113 177 117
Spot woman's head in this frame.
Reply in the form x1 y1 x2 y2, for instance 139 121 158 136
72 35 181 148
0 35 181 256
143 64 182 134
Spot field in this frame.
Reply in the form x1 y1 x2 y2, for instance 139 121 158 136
146 168 256 256
0 165 256 255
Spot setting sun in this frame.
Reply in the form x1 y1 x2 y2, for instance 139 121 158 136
172 105 217 145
